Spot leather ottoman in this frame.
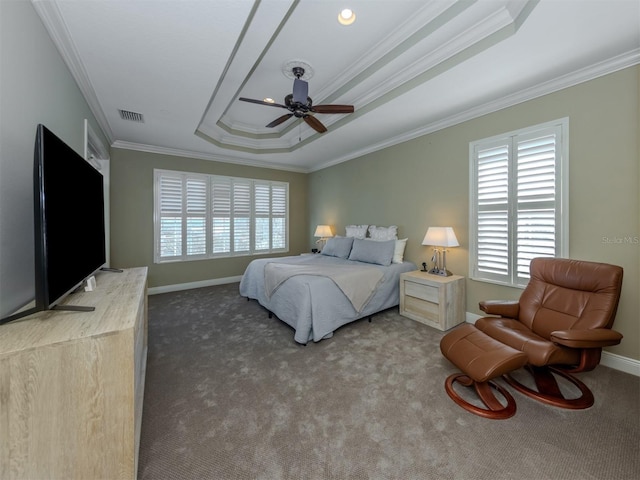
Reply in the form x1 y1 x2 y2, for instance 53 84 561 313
440 323 528 419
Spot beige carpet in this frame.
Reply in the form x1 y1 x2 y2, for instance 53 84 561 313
137 283 639 480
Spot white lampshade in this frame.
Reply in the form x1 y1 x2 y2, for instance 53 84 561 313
422 227 459 247
314 225 334 238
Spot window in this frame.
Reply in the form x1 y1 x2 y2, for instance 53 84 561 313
469 118 568 287
154 169 288 263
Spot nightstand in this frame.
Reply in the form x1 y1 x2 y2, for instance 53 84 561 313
399 271 465 331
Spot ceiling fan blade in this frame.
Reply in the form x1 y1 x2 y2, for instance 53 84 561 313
238 97 288 109
311 104 355 114
303 115 327 133
266 114 293 128
292 78 308 104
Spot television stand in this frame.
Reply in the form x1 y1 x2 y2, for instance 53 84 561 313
0 267 148 479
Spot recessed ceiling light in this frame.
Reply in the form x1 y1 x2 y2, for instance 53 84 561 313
338 8 356 26
263 97 275 103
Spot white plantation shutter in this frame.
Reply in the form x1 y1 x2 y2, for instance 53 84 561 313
212 179 231 254
476 143 510 280
158 175 183 259
155 173 209 261
254 183 271 251
154 170 288 262
253 182 288 251
470 119 567 287
271 184 287 249
515 133 558 282
233 181 251 253
186 178 207 256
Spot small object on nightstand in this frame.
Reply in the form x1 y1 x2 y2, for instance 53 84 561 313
312 248 319 254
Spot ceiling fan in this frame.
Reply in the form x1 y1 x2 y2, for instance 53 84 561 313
238 67 354 134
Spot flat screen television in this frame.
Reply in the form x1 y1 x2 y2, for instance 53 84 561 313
0 124 106 325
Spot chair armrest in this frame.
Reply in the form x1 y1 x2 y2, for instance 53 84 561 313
478 300 519 318
550 329 623 348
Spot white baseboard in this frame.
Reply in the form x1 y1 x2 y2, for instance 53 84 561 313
600 351 640 376
465 312 639 377
148 275 242 295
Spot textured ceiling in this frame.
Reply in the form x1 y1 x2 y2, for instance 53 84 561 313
33 0 640 172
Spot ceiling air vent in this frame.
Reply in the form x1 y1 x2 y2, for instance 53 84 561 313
118 109 144 123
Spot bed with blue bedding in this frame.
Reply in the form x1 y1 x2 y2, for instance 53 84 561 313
239 235 416 344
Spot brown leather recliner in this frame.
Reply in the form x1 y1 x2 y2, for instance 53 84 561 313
476 257 624 409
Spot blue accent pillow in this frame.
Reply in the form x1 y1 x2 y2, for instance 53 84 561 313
348 238 395 266
321 236 354 259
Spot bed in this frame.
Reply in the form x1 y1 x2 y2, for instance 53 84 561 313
239 231 417 344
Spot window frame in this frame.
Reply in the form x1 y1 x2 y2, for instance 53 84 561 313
153 169 289 263
469 118 569 288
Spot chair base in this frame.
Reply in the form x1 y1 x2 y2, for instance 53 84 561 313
504 365 594 409
444 373 518 419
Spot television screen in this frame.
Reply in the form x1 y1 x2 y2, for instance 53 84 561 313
33 124 106 311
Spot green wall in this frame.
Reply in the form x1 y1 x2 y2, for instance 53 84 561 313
109 149 308 289
309 66 639 361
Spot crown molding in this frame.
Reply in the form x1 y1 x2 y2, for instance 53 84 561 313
32 0 114 143
309 49 640 172
110 140 308 173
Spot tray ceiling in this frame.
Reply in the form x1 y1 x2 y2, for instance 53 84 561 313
33 0 640 172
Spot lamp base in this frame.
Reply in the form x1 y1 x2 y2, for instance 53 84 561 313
429 268 453 277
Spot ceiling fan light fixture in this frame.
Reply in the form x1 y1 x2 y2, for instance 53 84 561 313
338 8 356 26
263 97 275 104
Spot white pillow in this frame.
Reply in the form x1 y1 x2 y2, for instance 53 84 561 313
368 225 398 241
345 224 368 239
392 238 408 264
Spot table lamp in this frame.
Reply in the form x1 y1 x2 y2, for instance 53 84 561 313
422 227 459 276
314 225 333 251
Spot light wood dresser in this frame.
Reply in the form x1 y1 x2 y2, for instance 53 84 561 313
0 267 148 480
399 270 465 331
